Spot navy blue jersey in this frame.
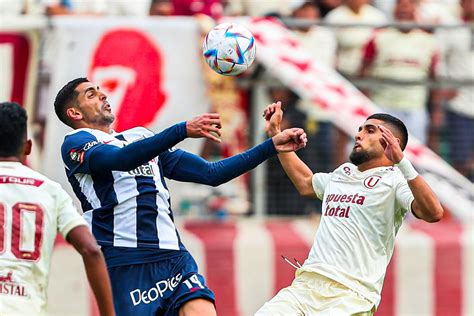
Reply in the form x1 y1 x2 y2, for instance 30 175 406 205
61 127 186 253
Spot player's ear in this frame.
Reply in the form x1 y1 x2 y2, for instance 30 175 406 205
66 107 83 121
24 139 32 156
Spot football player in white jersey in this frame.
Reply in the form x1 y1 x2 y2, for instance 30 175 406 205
0 102 115 316
256 102 444 315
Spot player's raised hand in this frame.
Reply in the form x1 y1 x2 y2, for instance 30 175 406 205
379 125 403 163
263 101 283 137
272 128 307 152
186 113 222 143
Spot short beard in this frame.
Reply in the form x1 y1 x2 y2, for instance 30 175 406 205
349 150 371 166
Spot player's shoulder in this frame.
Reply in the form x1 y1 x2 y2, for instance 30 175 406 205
122 126 154 137
63 128 108 142
62 129 108 154
13 164 62 191
333 162 356 174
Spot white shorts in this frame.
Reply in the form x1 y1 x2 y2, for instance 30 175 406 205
255 270 375 316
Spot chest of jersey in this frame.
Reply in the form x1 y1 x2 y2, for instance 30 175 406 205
322 170 396 224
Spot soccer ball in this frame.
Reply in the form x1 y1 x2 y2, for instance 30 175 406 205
203 22 256 76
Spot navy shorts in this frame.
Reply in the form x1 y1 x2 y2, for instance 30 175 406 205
108 251 215 316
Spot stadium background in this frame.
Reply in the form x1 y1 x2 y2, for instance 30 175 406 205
1 0 473 315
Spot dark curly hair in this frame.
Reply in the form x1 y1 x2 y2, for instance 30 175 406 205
0 102 27 157
54 77 89 126
367 113 409 150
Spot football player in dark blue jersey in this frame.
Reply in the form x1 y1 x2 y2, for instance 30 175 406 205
54 77 308 316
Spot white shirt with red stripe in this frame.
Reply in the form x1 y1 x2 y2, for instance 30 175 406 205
0 161 86 315
303 163 414 307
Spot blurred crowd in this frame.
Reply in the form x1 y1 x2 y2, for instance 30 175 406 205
1 0 472 215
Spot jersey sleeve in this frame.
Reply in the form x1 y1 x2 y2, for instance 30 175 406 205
394 176 415 213
158 147 186 178
311 172 332 200
53 183 88 238
61 131 106 175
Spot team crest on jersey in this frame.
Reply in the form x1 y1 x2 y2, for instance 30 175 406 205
364 176 381 189
0 272 28 297
69 149 85 164
83 140 99 151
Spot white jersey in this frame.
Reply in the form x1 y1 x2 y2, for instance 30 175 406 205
0 162 86 315
303 163 414 306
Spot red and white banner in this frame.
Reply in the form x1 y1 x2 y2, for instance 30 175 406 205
48 219 474 316
0 18 42 123
245 17 473 221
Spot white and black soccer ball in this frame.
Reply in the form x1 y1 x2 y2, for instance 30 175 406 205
203 22 256 76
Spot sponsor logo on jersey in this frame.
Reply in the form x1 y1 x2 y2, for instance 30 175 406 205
0 272 27 297
324 193 366 218
364 176 381 189
128 163 155 177
129 273 182 306
326 193 365 205
0 175 43 187
324 204 352 218
83 140 99 151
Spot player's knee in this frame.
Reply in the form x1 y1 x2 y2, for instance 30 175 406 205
178 298 216 316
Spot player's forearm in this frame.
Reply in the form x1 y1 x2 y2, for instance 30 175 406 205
408 176 444 223
82 251 115 316
91 122 187 172
67 226 115 315
396 157 443 222
169 138 277 186
277 152 315 197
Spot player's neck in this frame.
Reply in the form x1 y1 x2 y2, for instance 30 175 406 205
0 156 22 163
356 159 393 172
77 122 113 134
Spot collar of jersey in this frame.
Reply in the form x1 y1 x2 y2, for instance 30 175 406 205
353 165 391 176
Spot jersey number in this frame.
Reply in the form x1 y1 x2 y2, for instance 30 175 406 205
0 202 44 261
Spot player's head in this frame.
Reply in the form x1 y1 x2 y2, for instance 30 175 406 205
350 113 408 166
54 77 114 129
0 102 32 162
394 0 416 21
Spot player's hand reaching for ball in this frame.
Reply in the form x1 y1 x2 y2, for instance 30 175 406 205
272 128 307 152
186 113 222 143
263 101 283 137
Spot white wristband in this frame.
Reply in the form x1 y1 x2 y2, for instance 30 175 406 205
396 157 418 181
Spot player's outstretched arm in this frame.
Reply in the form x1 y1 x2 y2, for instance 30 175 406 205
67 226 115 316
379 125 444 222
83 113 222 173
164 128 307 187
263 102 317 198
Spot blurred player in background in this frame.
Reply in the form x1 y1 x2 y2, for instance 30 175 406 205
53 78 307 316
0 102 114 316
256 102 443 315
